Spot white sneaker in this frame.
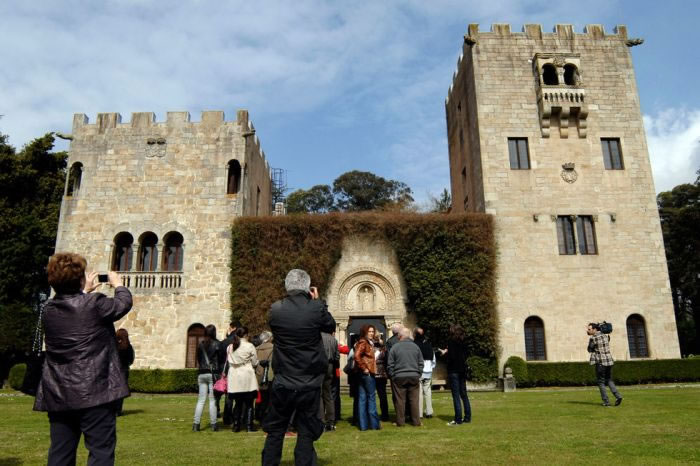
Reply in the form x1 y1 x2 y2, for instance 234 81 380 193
446 420 462 426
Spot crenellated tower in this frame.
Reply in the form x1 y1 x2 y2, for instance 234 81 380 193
446 24 679 365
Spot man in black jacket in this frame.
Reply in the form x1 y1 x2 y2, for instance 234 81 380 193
262 269 336 466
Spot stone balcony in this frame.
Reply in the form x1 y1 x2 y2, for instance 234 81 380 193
536 86 588 138
120 271 183 290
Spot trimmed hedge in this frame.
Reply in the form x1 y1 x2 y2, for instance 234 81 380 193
518 358 700 387
8 363 26 390
230 212 497 356
504 356 528 384
128 369 198 393
467 356 498 383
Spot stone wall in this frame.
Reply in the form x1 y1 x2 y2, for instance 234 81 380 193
446 24 680 366
55 110 272 368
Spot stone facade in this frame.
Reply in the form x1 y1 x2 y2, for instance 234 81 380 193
446 24 680 366
55 110 272 368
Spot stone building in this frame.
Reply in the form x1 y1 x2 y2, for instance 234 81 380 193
55 110 272 368
446 24 680 365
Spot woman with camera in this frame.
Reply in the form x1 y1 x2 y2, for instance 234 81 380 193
438 324 472 426
192 324 221 431
34 253 133 465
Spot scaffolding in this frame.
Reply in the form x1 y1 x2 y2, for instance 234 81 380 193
270 167 288 215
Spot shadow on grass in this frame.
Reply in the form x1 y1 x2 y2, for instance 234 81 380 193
565 401 601 406
0 458 23 466
119 409 145 416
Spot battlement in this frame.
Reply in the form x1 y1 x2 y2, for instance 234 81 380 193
72 109 256 133
464 23 629 42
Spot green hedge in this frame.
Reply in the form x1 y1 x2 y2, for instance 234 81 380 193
128 369 199 393
504 356 528 384
8 363 26 390
518 358 700 387
467 357 498 383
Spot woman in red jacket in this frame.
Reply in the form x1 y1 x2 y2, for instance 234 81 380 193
353 324 381 431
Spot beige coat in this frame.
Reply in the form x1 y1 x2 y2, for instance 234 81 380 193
227 338 259 393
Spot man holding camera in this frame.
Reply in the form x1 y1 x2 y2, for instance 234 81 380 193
587 323 623 407
261 269 336 466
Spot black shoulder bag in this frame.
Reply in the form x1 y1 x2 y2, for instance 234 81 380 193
21 295 47 396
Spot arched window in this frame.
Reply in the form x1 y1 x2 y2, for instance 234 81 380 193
227 160 242 194
67 162 83 196
137 232 158 272
524 316 547 361
162 231 184 272
185 323 205 368
111 232 133 271
542 64 558 85
626 314 649 358
563 64 579 85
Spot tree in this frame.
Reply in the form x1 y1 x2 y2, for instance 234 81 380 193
286 185 335 214
657 169 700 355
332 170 414 212
429 188 452 213
0 133 67 382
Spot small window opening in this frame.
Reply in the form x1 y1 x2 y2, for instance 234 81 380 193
186 324 205 368
627 314 649 358
524 316 547 361
563 64 579 85
67 162 83 196
227 160 242 194
162 231 184 272
112 232 134 271
542 64 558 85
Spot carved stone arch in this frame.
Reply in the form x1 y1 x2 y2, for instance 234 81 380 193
335 267 402 315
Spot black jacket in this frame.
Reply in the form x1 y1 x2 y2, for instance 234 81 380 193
268 290 336 390
34 287 133 412
446 339 469 375
196 339 221 374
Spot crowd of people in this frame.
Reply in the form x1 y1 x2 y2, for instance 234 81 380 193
32 255 622 466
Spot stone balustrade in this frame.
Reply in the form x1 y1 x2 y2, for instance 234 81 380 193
120 271 183 289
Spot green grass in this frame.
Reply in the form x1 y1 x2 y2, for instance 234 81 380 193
1 385 699 465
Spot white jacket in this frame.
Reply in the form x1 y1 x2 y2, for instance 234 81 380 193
227 338 259 393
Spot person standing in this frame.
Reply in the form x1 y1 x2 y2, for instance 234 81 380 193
353 325 381 431
228 326 259 432
193 324 221 432
115 328 135 417
261 269 336 466
320 331 339 431
587 323 623 407
413 327 435 419
373 336 390 422
387 328 424 427
438 324 472 426
220 321 240 425
35 253 132 465
255 331 274 423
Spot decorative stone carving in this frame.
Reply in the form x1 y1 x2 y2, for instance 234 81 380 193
146 137 166 158
561 162 578 183
625 38 644 47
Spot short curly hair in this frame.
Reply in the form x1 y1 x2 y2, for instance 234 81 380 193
47 252 86 293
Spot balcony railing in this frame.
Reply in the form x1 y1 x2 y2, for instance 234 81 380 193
538 87 586 105
120 271 183 289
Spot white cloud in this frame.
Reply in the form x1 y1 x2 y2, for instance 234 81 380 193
644 109 700 193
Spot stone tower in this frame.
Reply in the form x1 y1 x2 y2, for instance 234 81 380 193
446 24 680 365
55 110 272 368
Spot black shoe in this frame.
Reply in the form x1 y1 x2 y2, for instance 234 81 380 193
246 408 257 432
602 403 610 407
425 414 433 419
462 418 471 423
211 423 219 432
192 423 200 432
233 423 241 432
615 397 623 406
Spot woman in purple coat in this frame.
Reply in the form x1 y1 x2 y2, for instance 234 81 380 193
34 253 133 466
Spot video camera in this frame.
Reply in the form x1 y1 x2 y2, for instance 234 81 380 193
597 321 613 334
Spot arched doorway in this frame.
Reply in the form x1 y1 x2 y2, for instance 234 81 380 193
347 317 387 348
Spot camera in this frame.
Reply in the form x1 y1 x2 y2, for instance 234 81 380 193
98 274 109 283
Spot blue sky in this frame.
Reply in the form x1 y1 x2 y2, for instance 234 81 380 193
1 0 698 204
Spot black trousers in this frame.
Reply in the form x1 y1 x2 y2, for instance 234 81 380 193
262 381 323 466
47 401 118 466
320 364 335 424
375 377 389 421
332 376 341 423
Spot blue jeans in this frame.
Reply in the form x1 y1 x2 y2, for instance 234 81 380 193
357 374 381 430
448 372 471 423
194 373 217 426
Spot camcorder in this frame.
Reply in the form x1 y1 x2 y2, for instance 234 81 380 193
597 321 613 334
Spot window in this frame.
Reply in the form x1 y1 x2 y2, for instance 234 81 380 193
627 314 649 358
508 138 530 169
256 186 261 216
563 64 579 85
67 162 83 196
111 232 133 271
524 316 546 361
162 231 184 272
575 216 597 255
542 64 558 85
556 216 576 255
227 160 242 194
137 232 158 272
185 324 205 368
601 138 624 170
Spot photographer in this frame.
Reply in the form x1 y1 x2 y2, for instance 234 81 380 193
587 323 623 407
35 253 133 465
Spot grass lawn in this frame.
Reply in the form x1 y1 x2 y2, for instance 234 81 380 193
1 385 699 465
